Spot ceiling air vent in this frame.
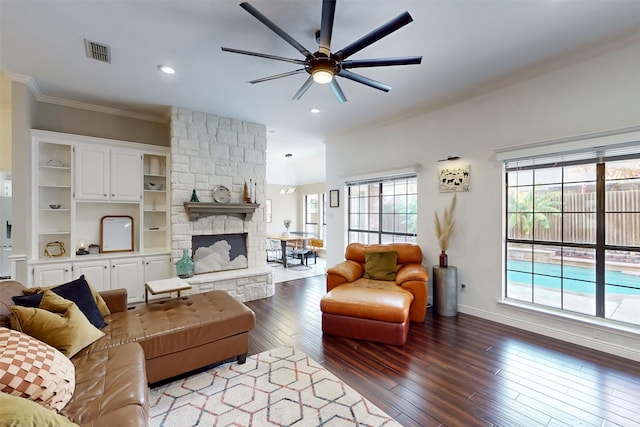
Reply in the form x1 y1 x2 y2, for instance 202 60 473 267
84 39 111 63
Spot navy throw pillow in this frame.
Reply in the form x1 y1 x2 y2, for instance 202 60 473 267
12 275 106 329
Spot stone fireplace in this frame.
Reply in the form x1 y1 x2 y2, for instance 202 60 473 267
169 107 273 301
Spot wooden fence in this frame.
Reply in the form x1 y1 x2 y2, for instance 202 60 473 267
511 190 640 247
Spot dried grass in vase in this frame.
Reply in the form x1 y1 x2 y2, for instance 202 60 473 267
434 194 457 252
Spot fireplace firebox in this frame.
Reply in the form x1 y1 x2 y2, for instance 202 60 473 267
192 233 248 275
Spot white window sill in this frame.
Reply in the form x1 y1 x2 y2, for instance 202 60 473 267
499 298 640 339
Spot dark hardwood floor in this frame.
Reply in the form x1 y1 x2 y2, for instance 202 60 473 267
243 275 640 427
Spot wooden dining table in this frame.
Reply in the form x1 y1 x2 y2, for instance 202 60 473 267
267 234 315 268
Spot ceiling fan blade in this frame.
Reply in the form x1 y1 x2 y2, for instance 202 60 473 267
338 70 391 92
221 47 307 65
342 56 422 69
334 11 414 61
292 76 315 100
240 2 313 58
249 69 307 84
319 0 336 56
329 79 347 104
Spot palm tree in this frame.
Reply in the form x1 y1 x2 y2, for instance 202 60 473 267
508 190 561 239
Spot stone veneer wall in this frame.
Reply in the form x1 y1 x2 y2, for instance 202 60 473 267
169 107 269 297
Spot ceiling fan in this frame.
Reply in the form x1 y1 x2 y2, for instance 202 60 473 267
221 1 422 103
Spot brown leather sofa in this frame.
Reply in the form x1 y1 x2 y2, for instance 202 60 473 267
322 243 428 345
0 280 255 426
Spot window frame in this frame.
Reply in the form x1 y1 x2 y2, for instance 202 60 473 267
347 174 417 244
504 155 640 324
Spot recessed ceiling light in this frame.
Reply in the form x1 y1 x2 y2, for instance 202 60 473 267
310 108 320 114
157 65 175 74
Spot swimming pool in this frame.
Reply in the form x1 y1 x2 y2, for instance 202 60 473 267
507 259 640 295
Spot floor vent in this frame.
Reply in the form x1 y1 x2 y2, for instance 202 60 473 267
84 39 111 63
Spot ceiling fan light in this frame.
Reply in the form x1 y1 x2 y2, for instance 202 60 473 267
312 63 334 84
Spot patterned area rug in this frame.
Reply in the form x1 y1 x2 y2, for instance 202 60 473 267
149 346 402 427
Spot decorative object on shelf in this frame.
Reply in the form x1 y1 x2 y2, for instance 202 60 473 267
46 149 67 167
329 189 339 207
438 163 470 193
145 182 158 190
434 194 457 268
190 189 200 202
88 244 100 254
282 219 291 236
212 185 230 203
176 249 195 278
49 204 61 209
44 241 66 258
76 240 89 256
149 156 161 175
243 182 251 203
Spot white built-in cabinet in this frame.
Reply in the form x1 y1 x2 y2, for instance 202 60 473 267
110 257 145 303
32 263 72 287
74 146 142 202
30 130 171 304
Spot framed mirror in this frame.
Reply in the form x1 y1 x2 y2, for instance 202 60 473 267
100 215 134 253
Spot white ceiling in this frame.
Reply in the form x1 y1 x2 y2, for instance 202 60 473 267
2 1 640 185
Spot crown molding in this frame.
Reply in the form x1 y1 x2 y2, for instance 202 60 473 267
4 72 168 124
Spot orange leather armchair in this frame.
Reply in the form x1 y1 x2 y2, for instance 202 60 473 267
326 242 428 322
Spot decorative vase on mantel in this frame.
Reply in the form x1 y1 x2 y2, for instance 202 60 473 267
439 250 448 268
176 249 195 278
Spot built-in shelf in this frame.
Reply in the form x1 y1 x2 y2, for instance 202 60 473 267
183 202 260 221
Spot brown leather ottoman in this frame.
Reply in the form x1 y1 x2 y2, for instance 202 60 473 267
320 286 413 345
83 290 256 383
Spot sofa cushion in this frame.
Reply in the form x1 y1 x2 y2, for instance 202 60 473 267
321 286 413 323
363 250 397 281
0 392 79 426
0 326 75 412
345 242 423 265
61 343 148 426
14 276 107 328
9 291 105 358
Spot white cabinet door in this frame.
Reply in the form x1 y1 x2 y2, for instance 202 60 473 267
74 146 109 200
143 255 172 301
144 255 171 283
32 263 72 287
73 259 110 292
111 257 144 303
110 150 142 201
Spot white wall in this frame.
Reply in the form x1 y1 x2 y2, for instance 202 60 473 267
326 38 640 360
265 184 299 236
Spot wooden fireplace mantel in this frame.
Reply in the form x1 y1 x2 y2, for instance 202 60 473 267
183 202 260 221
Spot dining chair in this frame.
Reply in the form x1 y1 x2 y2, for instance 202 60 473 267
266 239 282 262
308 239 324 264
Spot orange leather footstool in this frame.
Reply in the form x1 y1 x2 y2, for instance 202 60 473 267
320 285 413 345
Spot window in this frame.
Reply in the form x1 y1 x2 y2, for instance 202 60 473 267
347 174 417 244
304 194 320 236
505 157 640 326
